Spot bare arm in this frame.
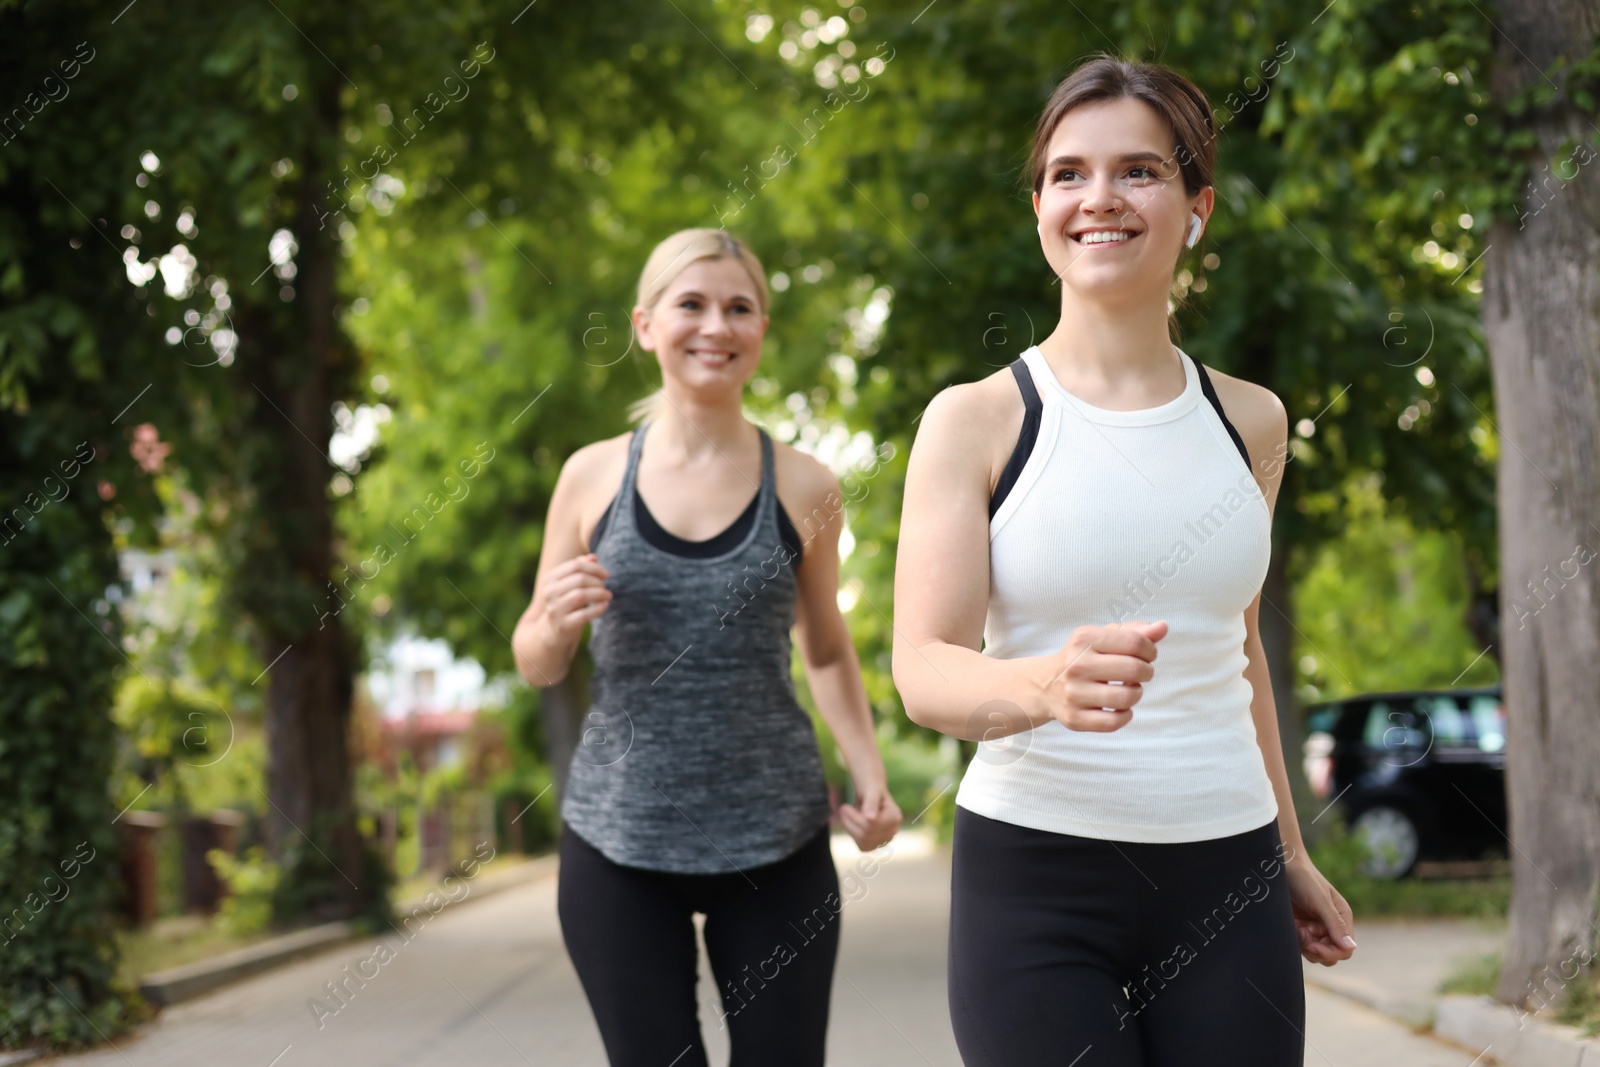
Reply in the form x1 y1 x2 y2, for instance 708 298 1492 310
892 383 1165 742
791 472 885 792
786 457 901 848
891 387 1055 737
510 443 616 685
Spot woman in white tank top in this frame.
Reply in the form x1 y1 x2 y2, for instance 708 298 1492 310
892 56 1357 1066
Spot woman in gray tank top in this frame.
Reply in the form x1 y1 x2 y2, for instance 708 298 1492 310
512 227 901 1066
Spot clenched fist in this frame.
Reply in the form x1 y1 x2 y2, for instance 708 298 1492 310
534 553 613 642
1043 620 1167 732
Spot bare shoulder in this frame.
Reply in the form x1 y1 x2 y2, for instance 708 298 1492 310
915 364 1028 494
564 431 633 490
771 437 839 510
1201 363 1287 473
562 431 633 546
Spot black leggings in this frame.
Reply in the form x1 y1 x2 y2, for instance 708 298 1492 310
557 822 840 1067
949 807 1305 1067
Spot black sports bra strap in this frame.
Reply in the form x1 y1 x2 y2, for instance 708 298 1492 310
1010 356 1043 415
1188 354 1252 471
990 357 1044 519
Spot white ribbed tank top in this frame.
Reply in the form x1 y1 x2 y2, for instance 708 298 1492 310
955 344 1279 844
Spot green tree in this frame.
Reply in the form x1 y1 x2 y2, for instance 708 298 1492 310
0 0 166 1046
6 0 755 932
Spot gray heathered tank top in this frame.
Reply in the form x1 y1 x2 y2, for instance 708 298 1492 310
560 420 833 873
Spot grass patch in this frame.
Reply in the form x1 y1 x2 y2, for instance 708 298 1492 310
1554 970 1600 1038
1440 950 1501 995
117 915 279 982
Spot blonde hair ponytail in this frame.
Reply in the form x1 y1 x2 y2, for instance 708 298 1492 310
626 388 668 425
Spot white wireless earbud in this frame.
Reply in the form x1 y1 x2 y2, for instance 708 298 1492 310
1185 212 1203 249
1037 221 1043 236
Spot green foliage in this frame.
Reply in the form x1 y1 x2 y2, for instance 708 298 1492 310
1295 472 1499 700
878 732 957 827
110 482 267 807
0 413 149 1045
917 770 963 847
418 760 469 812
1452 945 1600 1039
1310 817 1508 919
495 770 561 856
0 529 150 1047
205 847 280 937
0 0 178 1043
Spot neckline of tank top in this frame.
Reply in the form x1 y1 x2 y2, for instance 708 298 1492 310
626 420 771 565
588 484 806 564
1020 344 1201 427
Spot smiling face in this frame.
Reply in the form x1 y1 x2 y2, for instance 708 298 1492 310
634 256 769 398
1032 96 1212 305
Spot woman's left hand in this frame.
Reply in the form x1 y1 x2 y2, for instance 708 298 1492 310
837 779 902 853
1285 856 1357 966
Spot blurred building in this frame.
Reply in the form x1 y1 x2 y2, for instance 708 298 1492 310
366 634 511 773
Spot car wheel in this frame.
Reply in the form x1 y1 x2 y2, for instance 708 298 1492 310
1351 805 1422 879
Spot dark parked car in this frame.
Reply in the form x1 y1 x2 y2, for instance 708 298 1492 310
1302 685 1507 879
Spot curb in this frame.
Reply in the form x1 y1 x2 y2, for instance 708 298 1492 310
1434 995 1600 1067
0 1050 45 1066
137 854 558 1008
1301 967 1435 1029
1305 969 1600 1067
137 920 358 1007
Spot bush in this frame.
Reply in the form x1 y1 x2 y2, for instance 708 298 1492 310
878 734 954 826
0 445 150 1048
494 767 560 855
919 775 961 844
206 847 280 937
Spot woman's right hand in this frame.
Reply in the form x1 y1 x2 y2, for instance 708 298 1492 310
536 553 613 641
1044 620 1167 732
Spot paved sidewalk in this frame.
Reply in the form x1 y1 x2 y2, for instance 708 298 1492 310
43 832 1493 1066
1305 915 1504 1017
1303 915 1507 1026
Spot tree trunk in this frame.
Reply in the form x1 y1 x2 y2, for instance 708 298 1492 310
236 72 374 922
1486 0 1600 1009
